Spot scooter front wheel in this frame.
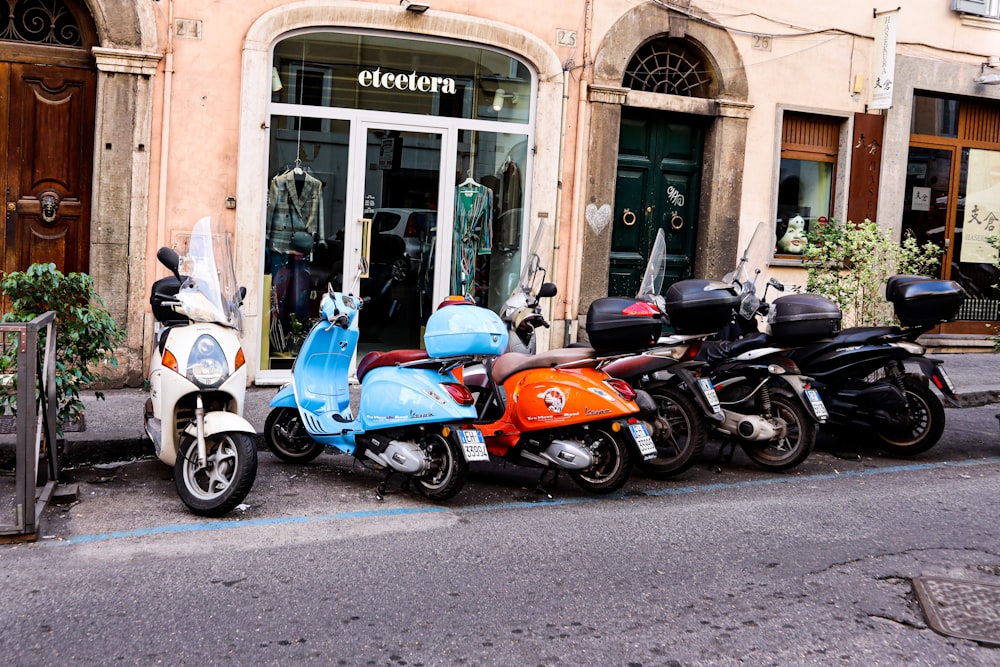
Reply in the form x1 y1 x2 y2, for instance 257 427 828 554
264 407 325 463
412 432 468 502
570 424 633 494
175 431 258 517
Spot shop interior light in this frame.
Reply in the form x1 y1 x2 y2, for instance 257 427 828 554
401 0 430 13
491 88 519 112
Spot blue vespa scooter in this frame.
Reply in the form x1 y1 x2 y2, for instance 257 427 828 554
264 269 507 501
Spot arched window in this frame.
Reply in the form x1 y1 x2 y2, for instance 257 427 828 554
624 38 713 97
0 0 83 46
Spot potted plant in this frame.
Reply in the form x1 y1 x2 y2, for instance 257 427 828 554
0 263 125 434
804 219 942 327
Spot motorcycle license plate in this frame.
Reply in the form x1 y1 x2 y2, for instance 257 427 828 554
805 389 828 420
629 423 657 461
698 377 721 413
458 429 490 462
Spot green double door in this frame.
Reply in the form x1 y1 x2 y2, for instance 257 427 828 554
609 109 703 297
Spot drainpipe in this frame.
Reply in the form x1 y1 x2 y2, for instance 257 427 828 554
156 0 175 251
563 0 593 346
551 68 569 305
564 77 590 346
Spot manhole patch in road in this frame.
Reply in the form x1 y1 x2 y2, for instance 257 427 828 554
912 576 1000 646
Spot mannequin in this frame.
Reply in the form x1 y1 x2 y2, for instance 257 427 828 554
266 165 324 348
452 176 494 298
778 215 807 254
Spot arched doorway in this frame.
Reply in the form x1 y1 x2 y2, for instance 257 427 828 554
609 38 713 296
0 0 98 275
580 3 751 324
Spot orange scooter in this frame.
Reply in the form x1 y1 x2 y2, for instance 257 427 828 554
459 327 659 495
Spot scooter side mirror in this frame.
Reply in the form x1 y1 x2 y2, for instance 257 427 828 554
538 282 557 298
156 247 181 280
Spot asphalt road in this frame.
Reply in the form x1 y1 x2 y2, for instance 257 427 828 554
1 403 999 665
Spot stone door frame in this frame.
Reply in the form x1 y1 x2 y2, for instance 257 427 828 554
579 2 752 330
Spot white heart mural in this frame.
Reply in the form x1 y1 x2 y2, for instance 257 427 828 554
586 203 612 236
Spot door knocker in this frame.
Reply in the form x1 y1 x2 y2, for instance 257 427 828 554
40 192 61 224
670 212 684 230
622 208 636 226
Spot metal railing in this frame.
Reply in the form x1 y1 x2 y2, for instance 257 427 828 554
0 312 57 540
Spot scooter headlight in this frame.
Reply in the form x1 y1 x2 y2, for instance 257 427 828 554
186 334 229 388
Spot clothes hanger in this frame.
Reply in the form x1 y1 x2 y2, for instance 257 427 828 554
459 169 480 190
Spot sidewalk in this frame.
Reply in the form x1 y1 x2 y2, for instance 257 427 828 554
2 352 999 468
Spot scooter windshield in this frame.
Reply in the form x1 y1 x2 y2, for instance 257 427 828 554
175 216 241 330
636 228 667 304
516 219 548 294
725 222 773 320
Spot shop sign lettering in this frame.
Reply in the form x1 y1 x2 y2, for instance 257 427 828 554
357 68 457 94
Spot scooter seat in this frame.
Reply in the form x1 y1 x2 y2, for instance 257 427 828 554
490 347 598 384
787 326 900 363
826 326 899 346
697 333 772 363
356 349 432 382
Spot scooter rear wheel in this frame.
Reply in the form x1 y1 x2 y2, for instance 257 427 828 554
873 376 945 456
412 431 468 501
264 407 325 463
740 390 816 471
570 424 633 494
636 386 706 479
175 431 258 517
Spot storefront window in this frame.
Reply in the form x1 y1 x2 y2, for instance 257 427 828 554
452 130 528 309
910 94 959 138
775 113 840 259
952 148 1000 317
904 94 1000 330
262 116 349 368
260 31 535 373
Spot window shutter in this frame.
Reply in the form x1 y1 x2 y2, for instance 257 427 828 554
952 0 989 17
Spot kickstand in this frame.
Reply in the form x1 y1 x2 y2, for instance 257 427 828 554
535 468 559 499
711 438 738 473
374 471 397 502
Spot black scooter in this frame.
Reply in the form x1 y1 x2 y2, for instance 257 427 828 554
780 275 963 455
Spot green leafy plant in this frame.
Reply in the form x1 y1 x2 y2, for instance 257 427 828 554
804 219 942 327
0 263 126 431
286 313 313 353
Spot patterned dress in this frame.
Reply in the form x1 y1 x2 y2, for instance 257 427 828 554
452 182 493 297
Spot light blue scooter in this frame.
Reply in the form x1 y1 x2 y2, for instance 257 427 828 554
264 278 507 501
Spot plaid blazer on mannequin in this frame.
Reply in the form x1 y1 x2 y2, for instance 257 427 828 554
266 170 324 254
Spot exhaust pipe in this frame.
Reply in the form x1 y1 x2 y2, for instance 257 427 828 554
365 440 429 474
720 409 785 442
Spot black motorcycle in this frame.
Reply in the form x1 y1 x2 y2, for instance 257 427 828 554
779 275 964 456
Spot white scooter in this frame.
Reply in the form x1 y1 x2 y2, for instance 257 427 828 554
145 216 258 517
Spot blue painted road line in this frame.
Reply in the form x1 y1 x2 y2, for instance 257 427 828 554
48 456 1000 546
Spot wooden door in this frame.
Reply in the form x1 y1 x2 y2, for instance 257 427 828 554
1 62 95 276
609 108 703 297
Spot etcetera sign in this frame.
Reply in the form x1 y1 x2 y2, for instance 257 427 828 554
357 68 457 94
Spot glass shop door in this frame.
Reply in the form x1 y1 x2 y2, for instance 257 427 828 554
353 125 446 355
